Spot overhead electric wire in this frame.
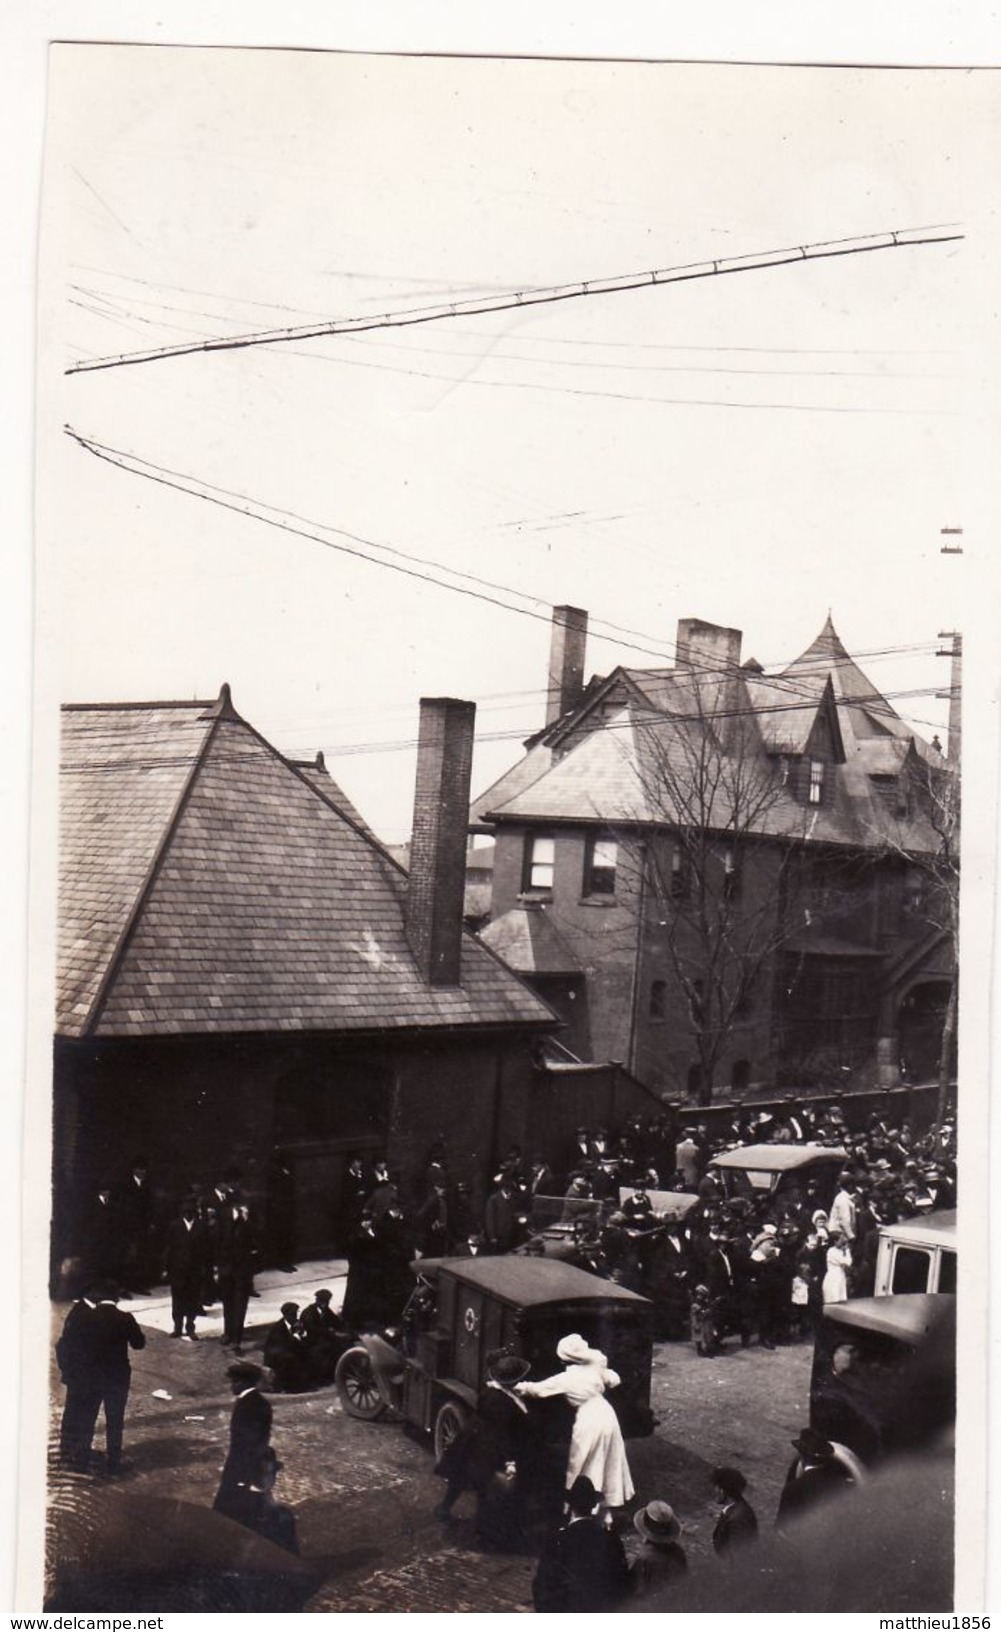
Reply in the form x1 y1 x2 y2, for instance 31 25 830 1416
69 266 953 357
62 673 950 776
63 424 944 732
64 224 963 375
70 280 951 383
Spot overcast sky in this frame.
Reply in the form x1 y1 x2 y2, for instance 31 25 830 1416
37 48 997 841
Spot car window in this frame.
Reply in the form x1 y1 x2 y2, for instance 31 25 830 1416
938 1251 957 1295
890 1245 932 1294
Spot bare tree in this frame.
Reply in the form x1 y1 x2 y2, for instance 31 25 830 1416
613 673 808 1104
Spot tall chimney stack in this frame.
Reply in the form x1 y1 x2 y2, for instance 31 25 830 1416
675 618 743 746
406 698 477 987
546 605 588 725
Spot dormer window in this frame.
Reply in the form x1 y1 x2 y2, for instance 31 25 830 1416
522 832 555 894
808 760 825 805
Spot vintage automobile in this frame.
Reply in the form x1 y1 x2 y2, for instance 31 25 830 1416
809 1291 956 1465
335 1254 655 1461
617 1186 700 1223
872 1209 956 1296
708 1143 847 1208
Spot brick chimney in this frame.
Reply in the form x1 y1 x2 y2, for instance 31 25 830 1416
406 698 477 987
546 605 588 725
675 618 743 745
675 618 742 675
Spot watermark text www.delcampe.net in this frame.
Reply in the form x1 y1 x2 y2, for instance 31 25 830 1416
11 1618 164 1630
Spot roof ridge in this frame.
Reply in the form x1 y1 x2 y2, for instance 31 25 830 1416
61 698 218 713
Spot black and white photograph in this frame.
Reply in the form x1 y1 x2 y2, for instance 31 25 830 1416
8 15 999 1618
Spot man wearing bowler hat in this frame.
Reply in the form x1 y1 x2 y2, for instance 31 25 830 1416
532 1475 632 1612
776 1427 854 1532
712 1465 759 1554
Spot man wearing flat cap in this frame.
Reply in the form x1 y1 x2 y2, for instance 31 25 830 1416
264 1301 311 1393
299 1288 350 1386
214 1360 273 1513
712 1466 759 1554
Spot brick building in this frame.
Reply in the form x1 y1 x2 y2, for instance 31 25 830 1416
472 610 956 1101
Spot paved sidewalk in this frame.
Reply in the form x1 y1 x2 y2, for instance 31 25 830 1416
123 1258 348 1336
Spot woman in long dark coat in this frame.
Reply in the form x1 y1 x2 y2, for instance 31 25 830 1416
213 1362 273 1513
433 1352 532 1549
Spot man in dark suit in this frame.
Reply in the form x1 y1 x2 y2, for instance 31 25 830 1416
776 1428 854 1533
532 1475 632 1611
338 1155 370 1249
215 1196 258 1354
214 1361 273 1512
712 1466 759 1554
115 1155 156 1293
264 1302 311 1393
56 1286 99 1470
86 1187 120 1288
414 1181 450 1258
705 1227 738 1350
165 1197 207 1340
483 1179 519 1255
299 1288 350 1385
61 1282 145 1476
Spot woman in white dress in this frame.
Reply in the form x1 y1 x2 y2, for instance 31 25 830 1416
515 1333 635 1508
822 1231 852 1304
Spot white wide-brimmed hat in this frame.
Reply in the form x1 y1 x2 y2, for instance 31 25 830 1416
556 1332 601 1365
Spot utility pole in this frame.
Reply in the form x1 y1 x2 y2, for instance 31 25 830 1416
936 631 962 766
932 527 961 1124
936 528 962 764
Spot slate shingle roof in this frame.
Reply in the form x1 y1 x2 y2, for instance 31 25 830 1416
478 903 584 974
475 619 946 856
58 701 218 1035
58 694 555 1039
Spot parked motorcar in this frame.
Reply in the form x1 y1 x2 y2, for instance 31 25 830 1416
872 1209 956 1296
617 1187 700 1223
335 1254 655 1461
709 1143 848 1209
810 1292 955 1465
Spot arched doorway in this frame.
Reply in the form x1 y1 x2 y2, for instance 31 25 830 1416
271 1055 389 1258
731 1058 751 1095
897 981 955 1084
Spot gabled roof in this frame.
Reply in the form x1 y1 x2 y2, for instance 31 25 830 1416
481 700 819 840
469 738 554 829
58 690 555 1040
471 617 947 855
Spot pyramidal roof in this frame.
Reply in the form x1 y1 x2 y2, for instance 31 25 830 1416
58 690 554 1039
782 615 906 723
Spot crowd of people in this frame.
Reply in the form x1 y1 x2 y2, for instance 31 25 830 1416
53 1093 955 1594
431 1326 873 1611
331 1099 955 1357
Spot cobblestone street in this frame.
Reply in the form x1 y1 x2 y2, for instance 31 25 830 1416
46 1284 814 1612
